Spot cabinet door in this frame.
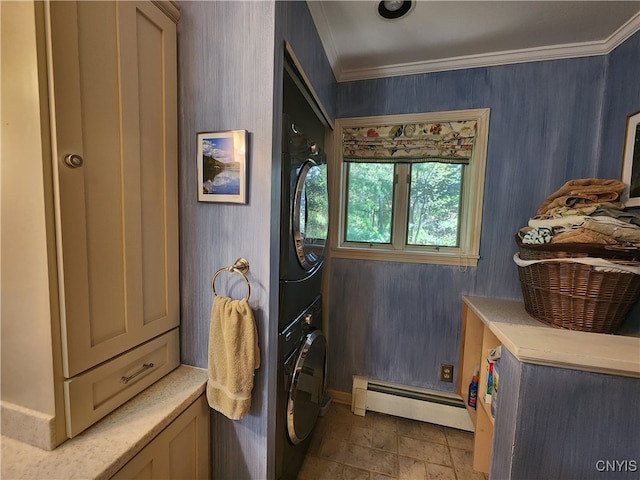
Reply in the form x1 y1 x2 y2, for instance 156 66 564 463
48 1 178 377
111 395 211 480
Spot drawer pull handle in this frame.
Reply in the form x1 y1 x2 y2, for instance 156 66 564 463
121 363 154 384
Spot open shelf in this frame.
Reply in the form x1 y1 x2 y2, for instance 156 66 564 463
479 396 494 426
458 303 501 474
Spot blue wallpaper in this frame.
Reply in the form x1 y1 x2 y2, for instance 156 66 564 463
328 33 640 393
178 1 335 478
599 30 640 179
177 1 639 473
602 31 640 329
492 349 640 479
275 1 336 122
178 2 276 479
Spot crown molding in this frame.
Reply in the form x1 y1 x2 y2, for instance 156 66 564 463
311 6 640 82
607 9 640 51
337 41 608 82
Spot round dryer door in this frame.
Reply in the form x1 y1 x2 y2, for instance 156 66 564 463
293 159 328 271
287 330 327 445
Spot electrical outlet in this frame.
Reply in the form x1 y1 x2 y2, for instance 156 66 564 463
440 364 454 383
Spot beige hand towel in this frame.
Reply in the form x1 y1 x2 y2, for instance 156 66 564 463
207 296 260 420
536 178 626 215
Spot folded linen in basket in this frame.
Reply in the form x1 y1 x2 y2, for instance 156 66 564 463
521 227 554 244
207 296 260 420
551 227 618 245
582 217 640 245
535 178 626 216
592 207 640 226
528 214 586 231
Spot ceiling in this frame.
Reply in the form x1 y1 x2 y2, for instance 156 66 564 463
306 1 640 82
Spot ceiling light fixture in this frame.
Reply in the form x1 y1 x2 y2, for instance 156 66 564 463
377 0 413 20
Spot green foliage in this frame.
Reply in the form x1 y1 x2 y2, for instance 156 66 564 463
345 163 394 243
408 163 462 247
344 161 462 247
302 163 328 241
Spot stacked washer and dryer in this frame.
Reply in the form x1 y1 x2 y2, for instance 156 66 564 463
275 62 330 480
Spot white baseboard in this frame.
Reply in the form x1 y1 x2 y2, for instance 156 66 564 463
351 375 474 432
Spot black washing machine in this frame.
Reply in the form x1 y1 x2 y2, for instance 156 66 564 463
276 60 329 480
276 295 326 480
279 113 328 326
279 64 329 329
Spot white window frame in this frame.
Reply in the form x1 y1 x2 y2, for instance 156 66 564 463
329 108 490 266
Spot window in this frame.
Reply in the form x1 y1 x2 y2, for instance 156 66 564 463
330 109 489 266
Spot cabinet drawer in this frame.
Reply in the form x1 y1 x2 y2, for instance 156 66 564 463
64 328 180 437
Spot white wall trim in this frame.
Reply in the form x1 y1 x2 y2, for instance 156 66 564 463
308 5 640 82
338 42 605 81
351 376 475 432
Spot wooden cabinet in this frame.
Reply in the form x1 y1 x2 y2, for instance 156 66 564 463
459 296 640 479
112 395 210 480
63 329 180 437
48 0 179 379
45 0 181 438
458 303 500 474
1 0 181 449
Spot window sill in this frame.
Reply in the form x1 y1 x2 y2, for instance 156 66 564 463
329 247 479 267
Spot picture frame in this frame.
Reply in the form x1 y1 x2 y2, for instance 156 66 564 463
197 130 248 203
621 111 640 208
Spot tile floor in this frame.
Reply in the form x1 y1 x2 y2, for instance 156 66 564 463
298 403 488 480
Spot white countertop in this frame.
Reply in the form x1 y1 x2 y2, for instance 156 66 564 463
1 365 208 480
463 296 640 378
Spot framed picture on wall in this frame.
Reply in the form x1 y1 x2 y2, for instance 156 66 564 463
622 111 640 208
197 130 248 203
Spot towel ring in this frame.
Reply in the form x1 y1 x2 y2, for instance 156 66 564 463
212 258 251 301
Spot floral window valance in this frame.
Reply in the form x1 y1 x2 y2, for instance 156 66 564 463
342 120 478 164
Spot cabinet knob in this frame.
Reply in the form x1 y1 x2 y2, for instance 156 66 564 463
63 154 84 168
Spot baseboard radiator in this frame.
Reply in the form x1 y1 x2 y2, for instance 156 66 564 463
351 376 474 432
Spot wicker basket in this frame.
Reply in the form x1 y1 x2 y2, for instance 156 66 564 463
514 236 640 334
